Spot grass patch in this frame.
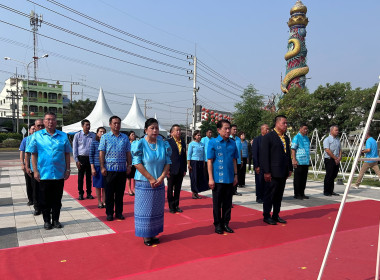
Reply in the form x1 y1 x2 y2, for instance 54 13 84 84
0 148 19 152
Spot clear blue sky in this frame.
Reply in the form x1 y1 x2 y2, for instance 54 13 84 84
1 0 379 128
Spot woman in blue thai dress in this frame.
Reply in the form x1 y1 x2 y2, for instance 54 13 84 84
126 131 137 196
132 118 171 246
89 127 106 208
187 130 209 199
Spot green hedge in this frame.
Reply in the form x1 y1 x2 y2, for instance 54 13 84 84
0 133 23 143
2 138 21 148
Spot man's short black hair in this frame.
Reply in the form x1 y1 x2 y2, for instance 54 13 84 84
109 116 121 124
81 119 90 126
274 115 287 124
44 112 56 118
170 124 180 133
300 123 308 128
217 119 231 129
231 124 237 129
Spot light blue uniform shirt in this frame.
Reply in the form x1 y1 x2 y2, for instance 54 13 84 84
73 130 96 162
291 132 310 165
201 136 212 162
98 132 131 172
365 137 379 163
241 140 248 158
132 138 172 181
19 137 27 152
25 135 34 172
26 129 72 180
187 141 205 161
230 135 242 164
323 135 341 159
208 135 238 184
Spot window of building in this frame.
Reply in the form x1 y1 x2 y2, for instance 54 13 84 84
30 105 38 113
48 107 57 113
48 93 57 99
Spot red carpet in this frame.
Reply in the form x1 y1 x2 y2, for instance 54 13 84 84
1 175 380 279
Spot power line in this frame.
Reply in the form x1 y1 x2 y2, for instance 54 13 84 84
46 0 190 56
197 64 244 92
197 74 242 98
27 0 189 63
197 81 240 102
0 37 191 89
0 18 188 78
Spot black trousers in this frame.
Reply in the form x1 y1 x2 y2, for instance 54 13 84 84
247 155 252 171
238 158 247 186
39 179 64 223
324 158 340 194
31 173 40 211
293 165 309 197
212 183 234 227
204 162 209 183
105 171 127 216
263 177 287 219
24 172 33 203
77 155 92 196
233 164 241 193
167 173 184 210
254 170 265 200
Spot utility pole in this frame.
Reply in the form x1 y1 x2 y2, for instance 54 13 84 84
187 55 199 134
143 99 152 118
79 75 86 100
30 10 43 81
70 80 80 103
15 68 20 133
6 88 19 132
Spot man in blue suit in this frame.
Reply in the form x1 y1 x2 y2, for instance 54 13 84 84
261 116 293 225
252 124 269 203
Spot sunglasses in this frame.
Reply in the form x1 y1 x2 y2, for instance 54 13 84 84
36 125 45 128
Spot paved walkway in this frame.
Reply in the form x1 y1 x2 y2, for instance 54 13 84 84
1 153 379 250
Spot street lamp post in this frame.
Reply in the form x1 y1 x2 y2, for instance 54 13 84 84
4 54 48 133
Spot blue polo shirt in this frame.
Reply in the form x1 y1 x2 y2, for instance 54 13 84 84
98 131 131 172
230 135 242 164
201 136 212 162
241 140 248 158
26 129 72 180
187 141 205 161
291 132 310 165
19 137 27 152
207 135 238 184
365 137 379 163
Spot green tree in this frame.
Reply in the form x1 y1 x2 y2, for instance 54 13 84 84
63 99 96 125
199 120 217 137
234 84 265 139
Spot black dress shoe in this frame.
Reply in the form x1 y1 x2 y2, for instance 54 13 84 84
215 227 224 234
223 224 234 233
192 194 198 199
234 192 242 196
294 195 303 200
44 222 53 230
263 217 277 225
144 239 153 246
324 193 332 196
151 237 160 244
106 215 113 221
169 209 176 214
256 198 263 203
52 221 63 228
33 210 41 216
115 214 125 220
332 192 340 196
273 217 287 224
27 201 33 206
176 207 183 213
87 194 94 199
302 195 310 199
78 195 84 200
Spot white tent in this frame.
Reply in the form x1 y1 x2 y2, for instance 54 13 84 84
122 95 146 136
62 87 127 134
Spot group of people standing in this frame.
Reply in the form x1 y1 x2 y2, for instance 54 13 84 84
19 111 380 246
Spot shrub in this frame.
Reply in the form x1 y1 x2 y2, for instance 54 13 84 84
2 138 21 148
0 133 23 143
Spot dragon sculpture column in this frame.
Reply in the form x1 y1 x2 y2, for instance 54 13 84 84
281 0 309 94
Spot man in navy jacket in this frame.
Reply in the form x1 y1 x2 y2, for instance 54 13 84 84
260 116 293 225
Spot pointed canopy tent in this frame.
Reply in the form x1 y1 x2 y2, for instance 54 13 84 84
154 113 168 136
62 87 128 134
122 95 146 137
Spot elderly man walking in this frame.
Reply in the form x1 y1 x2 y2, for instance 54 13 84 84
323 125 341 196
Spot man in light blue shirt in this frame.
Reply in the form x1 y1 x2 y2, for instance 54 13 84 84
73 119 96 200
323 125 342 196
99 116 131 221
27 112 72 230
355 132 380 188
201 129 213 181
230 124 243 196
208 119 238 234
19 124 35 206
291 124 310 199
